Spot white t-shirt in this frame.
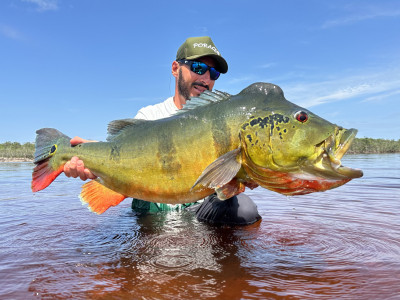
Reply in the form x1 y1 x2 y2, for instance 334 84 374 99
134 97 178 120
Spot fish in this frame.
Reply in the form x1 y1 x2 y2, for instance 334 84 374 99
31 82 363 214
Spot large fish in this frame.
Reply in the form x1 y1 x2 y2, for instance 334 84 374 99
32 83 363 214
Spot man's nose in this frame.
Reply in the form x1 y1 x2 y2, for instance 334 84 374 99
199 70 213 84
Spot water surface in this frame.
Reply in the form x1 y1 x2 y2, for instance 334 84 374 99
0 154 399 299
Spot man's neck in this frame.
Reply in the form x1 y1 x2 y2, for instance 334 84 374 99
173 94 186 110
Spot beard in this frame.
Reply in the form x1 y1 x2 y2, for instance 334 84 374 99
177 68 210 100
177 68 191 100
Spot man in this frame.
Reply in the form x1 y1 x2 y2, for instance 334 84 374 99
64 36 261 225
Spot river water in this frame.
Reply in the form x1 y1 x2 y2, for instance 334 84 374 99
0 154 399 299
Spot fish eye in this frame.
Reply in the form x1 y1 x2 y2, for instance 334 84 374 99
294 111 309 123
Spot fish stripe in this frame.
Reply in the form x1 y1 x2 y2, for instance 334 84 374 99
157 130 182 174
210 116 232 157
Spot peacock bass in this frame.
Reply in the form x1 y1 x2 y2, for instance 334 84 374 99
31 83 363 214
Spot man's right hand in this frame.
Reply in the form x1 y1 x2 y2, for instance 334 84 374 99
64 136 98 181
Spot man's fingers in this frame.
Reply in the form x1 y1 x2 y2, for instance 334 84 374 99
84 169 97 180
64 156 97 180
77 160 87 181
64 161 71 177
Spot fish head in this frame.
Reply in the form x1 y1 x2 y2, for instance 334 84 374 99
238 83 363 195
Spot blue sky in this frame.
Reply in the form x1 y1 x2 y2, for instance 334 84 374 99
1 0 399 143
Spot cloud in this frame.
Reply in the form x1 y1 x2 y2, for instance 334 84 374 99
22 0 58 11
225 76 254 87
322 8 400 29
257 62 276 69
282 66 400 108
0 25 22 40
361 89 400 103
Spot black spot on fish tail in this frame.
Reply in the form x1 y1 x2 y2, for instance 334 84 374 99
50 145 57 154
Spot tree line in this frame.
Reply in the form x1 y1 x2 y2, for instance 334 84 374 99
0 138 399 161
0 142 35 160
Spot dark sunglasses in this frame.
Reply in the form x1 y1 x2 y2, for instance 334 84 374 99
177 60 221 80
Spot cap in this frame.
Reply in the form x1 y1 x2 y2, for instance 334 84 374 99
176 36 228 73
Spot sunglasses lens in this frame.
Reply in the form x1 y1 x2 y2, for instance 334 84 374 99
185 61 220 80
209 68 220 80
191 62 207 75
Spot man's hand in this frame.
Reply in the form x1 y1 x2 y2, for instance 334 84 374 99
64 136 97 181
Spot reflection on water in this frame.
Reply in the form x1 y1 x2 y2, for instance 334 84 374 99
0 154 399 299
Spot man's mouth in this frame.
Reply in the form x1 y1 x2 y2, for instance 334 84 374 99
192 83 209 94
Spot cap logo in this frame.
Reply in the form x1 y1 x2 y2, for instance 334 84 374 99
193 43 220 56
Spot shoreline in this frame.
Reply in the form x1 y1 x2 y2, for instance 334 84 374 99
0 158 33 163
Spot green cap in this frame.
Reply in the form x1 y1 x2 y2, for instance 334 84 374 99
176 36 228 73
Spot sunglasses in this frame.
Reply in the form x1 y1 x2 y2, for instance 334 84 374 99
178 60 221 80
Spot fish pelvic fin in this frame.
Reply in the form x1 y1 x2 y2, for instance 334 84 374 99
215 178 246 200
191 148 242 191
31 128 71 192
80 180 127 214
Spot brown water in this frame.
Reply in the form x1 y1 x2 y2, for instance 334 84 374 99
1 154 399 299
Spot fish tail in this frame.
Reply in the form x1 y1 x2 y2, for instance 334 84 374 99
31 128 71 192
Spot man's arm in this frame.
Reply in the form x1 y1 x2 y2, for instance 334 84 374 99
63 136 97 181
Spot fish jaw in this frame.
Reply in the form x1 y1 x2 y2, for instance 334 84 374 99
241 150 352 195
303 127 363 180
241 127 363 195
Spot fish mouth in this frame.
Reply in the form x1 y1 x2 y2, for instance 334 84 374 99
307 128 363 179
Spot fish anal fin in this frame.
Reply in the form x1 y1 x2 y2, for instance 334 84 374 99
80 180 127 214
191 148 242 191
32 159 64 192
215 179 246 200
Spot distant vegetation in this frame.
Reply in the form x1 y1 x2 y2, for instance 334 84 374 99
347 138 400 154
0 142 35 161
0 138 399 161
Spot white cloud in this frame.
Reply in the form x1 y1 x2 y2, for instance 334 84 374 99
282 66 400 108
258 62 276 69
322 8 400 29
22 0 58 11
226 76 254 86
0 25 22 40
361 89 400 103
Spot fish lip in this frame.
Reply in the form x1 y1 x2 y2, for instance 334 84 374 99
315 128 363 179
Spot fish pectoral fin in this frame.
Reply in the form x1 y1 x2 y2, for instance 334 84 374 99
191 148 242 190
215 179 246 200
80 180 127 214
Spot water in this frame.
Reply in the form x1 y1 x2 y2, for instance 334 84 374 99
1 154 399 299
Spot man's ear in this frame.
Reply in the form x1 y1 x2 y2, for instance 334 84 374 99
172 61 180 78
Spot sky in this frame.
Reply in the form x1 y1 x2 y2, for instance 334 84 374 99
1 0 399 143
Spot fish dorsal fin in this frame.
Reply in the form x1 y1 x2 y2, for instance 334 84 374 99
177 90 231 114
107 118 149 141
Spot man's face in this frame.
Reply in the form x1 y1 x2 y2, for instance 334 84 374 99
177 56 217 100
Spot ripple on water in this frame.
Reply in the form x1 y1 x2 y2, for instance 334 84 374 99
1 157 400 299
